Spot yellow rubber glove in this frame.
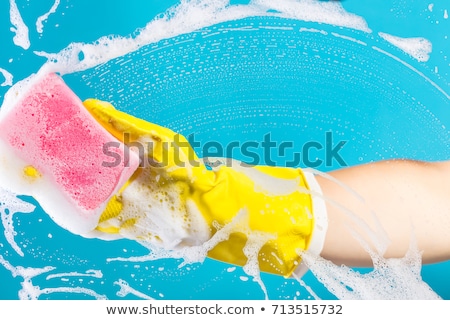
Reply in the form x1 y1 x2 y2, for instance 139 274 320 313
83 99 316 277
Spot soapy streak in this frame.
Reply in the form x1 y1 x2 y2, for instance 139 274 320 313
46 269 103 280
2 0 445 300
372 46 450 100
378 32 432 62
36 0 61 34
331 32 367 46
0 68 14 87
34 0 370 75
115 279 156 300
0 255 106 299
107 209 274 298
9 0 30 50
0 188 35 257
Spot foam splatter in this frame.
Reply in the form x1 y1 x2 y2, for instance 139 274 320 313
115 279 156 299
379 32 432 62
0 255 106 299
36 0 61 34
0 68 13 87
46 269 103 280
1 0 447 301
9 0 30 50
34 0 371 75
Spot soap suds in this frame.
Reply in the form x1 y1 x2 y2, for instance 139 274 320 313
372 46 450 100
34 0 371 75
9 0 30 50
0 187 35 256
36 0 61 34
115 279 156 299
0 68 13 87
0 255 106 299
379 32 432 62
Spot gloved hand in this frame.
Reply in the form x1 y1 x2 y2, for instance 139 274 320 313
83 99 317 276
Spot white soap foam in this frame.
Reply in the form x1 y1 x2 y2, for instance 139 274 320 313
0 71 141 237
0 72 40 119
0 0 445 301
36 0 61 34
0 254 107 299
331 32 367 46
0 187 35 256
94 165 211 250
301 240 440 299
299 27 328 35
33 0 370 76
9 0 30 50
115 279 156 299
46 269 103 280
0 68 13 87
242 231 275 299
379 32 432 62
107 209 248 266
39 286 107 299
372 46 450 100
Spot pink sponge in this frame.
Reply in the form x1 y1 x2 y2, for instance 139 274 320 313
0 72 139 235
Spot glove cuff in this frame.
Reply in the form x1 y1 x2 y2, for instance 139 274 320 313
291 169 328 278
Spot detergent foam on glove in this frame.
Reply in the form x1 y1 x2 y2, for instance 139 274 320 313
0 72 140 235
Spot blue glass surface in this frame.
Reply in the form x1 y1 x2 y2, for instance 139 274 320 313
0 0 449 300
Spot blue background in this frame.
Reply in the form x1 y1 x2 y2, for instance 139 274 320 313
0 0 449 299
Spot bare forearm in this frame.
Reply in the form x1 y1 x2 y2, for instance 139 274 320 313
316 159 450 267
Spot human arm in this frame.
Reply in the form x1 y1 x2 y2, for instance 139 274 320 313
317 159 450 267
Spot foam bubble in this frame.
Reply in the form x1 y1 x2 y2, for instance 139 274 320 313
242 231 274 299
38 286 107 300
379 32 432 62
46 269 103 280
214 157 301 196
9 0 30 50
372 46 450 100
34 0 370 75
301 242 440 299
36 0 61 34
0 254 106 299
0 187 35 256
1 0 445 301
99 166 211 250
331 32 367 46
0 68 13 87
115 279 155 299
